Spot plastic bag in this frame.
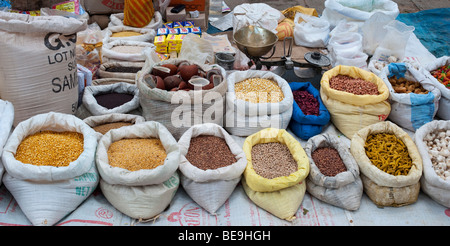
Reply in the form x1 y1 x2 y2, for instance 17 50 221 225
293 12 330 48
361 12 395 55
178 33 214 65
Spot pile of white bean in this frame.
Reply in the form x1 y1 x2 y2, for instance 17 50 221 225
424 129 450 180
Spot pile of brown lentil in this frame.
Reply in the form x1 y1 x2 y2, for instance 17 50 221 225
94 92 134 109
15 131 84 167
186 135 237 170
107 138 167 171
93 122 133 134
329 75 379 95
234 78 284 103
251 142 298 179
311 147 347 176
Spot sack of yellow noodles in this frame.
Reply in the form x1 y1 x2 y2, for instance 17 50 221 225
241 128 310 221
350 121 423 207
123 0 154 28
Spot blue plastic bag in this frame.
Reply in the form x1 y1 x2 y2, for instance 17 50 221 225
289 82 330 140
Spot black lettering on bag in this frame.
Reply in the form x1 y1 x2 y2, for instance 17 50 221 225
44 33 77 51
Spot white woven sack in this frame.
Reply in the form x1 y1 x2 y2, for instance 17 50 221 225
177 123 247 214
0 100 14 185
108 11 163 30
414 120 450 208
103 25 156 43
82 82 140 116
1 112 99 226
304 133 363 211
293 13 330 48
225 70 293 136
83 113 146 139
102 40 155 62
422 56 450 120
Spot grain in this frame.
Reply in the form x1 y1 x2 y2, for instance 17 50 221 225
311 147 346 176
293 90 319 116
186 135 237 170
15 131 84 167
234 78 284 103
107 138 166 171
93 122 133 134
111 31 142 38
251 142 297 179
329 75 379 95
110 45 146 54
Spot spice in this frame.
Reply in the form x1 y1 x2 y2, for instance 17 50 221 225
110 45 146 54
430 64 450 89
364 133 412 176
251 142 297 179
186 135 237 170
110 31 143 38
234 78 284 103
15 131 84 167
388 76 428 94
107 138 166 171
329 75 379 95
293 90 319 116
105 66 142 73
94 92 134 109
311 147 346 176
93 122 133 134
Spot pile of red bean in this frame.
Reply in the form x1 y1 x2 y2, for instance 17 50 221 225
186 135 237 170
311 147 347 176
293 90 319 116
329 75 379 95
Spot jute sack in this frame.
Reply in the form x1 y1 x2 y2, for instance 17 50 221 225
1 112 99 226
320 65 391 139
350 121 422 207
305 133 363 211
242 128 309 221
96 121 180 220
0 12 87 126
178 123 247 214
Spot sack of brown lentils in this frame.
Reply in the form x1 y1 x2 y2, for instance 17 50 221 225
83 113 146 139
96 121 180 220
320 65 391 139
97 61 145 80
305 133 363 211
225 70 294 137
0 100 14 185
242 128 310 221
178 123 247 214
350 121 423 207
1 112 99 226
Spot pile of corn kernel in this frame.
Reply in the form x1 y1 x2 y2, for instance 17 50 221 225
234 78 284 103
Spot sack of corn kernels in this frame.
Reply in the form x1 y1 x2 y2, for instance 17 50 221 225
225 70 294 137
1 112 99 226
304 133 363 211
177 123 247 214
96 121 180 220
0 99 14 185
0 12 87 127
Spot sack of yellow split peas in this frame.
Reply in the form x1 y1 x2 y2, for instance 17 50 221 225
350 121 423 207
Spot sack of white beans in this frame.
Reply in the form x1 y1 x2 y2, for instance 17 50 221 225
241 128 310 221
83 113 146 139
304 133 363 211
0 100 14 185
178 123 247 214
1 112 99 226
414 120 450 208
96 121 180 220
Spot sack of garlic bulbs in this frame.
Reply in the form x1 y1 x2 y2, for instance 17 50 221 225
414 120 450 208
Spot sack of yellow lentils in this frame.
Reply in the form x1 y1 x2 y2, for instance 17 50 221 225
320 65 391 139
109 11 163 30
241 128 309 221
350 121 423 207
1 112 99 226
96 121 180 221
103 25 156 43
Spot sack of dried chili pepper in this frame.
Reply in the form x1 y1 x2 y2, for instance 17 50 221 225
423 56 450 120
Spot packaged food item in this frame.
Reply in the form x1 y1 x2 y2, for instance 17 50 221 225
157 27 168 36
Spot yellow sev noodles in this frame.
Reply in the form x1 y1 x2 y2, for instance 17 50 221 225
364 133 412 176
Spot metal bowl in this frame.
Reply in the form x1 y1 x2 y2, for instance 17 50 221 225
233 25 278 57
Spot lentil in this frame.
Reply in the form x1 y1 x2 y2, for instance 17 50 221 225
251 142 298 179
94 92 134 109
186 135 237 170
15 131 84 167
107 138 166 171
105 66 142 73
293 90 319 116
329 75 379 95
234 78 284 103
110 31 143 38
311 147 346 176
93 122 133 134
364 133 412 176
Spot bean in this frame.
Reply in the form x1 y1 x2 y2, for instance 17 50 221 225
251 142 297 179
329 75 379 95
94 92 134 109
186 135 237 170
293 90 319 116
15 131 84 167
311 147 346 176
93 122 133 134
234 78 284 103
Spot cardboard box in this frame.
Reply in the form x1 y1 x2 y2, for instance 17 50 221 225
186 12 207 30
166 6 186 22
169 0 206 11
81 0 124 15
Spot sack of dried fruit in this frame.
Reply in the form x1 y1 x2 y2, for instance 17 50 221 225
0 99 14 185
350 121 423 207
422 56 450 120
304 133 363 210
320 65 391 139
289 82 330 140
177 123 247 214
137 57 227 140
414 120 450 208
83 113 146 139
96 121 180 221
241 128 310 221
1 112 99 226
225 70 294 137
379 62 441 131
